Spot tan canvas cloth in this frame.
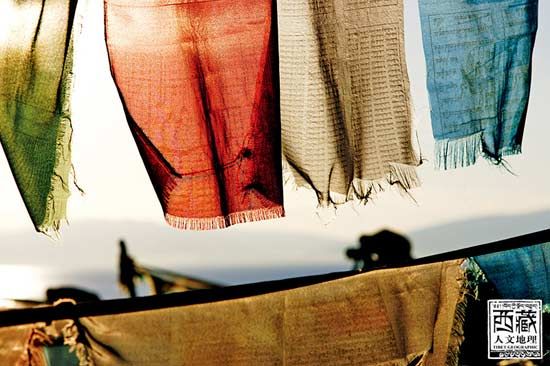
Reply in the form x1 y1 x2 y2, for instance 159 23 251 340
278 0 420 206
0 324 35 365
74 260 465 366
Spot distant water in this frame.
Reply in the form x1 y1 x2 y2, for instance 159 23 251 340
0 264 349 301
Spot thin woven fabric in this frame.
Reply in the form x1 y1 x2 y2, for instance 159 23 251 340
419 0 539 170
278 0 420 206
473 241 550 307
104 0 284 230
0 0 77 234
73 260 466 366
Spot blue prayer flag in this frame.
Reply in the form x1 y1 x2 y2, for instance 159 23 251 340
473 242 550 306
418 0 538 169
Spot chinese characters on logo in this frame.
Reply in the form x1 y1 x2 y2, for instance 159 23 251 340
488 300 542 359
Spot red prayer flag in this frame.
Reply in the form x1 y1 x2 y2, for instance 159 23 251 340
104 0 284 230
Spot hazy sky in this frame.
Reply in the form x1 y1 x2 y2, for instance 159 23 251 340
0 0 549 244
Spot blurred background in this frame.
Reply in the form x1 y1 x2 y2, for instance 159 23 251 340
0 0 549 302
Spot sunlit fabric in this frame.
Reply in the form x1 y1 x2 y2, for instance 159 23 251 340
0 0 77 233
0 320 81 366
419 0 539 169
104 0 284 230
458 243 550 364
278 0 420 206
473 242 550 307
0 324 34 365
73 260 466 365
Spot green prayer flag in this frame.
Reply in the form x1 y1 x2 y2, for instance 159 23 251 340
0 0 77 233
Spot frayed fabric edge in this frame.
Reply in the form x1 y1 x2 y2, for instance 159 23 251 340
348 162 421 204
38 0 86 236
464 259 550 314
38 115 72 237
20 321 49 365
165 206 285 231
283 159 421 208
446 291 468 366
445 262 471 366
435 132 522 171
62 320 94 366
461 258 489 301
19 316 94 366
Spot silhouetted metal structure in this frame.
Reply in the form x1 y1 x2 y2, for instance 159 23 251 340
118 239 221 297
119 240 139 297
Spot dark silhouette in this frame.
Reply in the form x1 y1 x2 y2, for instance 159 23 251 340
46 287 100 304
118 239 221 298
346 230 413 270
119 239 139 297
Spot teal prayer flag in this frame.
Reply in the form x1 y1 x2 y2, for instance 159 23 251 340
419 0 538 169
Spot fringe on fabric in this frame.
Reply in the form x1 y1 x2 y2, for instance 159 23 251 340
446 294 468 366
62 320 94 366
435 132 522 171
24 300 95 366
461 258 489 300
348 162 422 203
283 160 421 209
19 318 93 365
38 114 72 236
20 322 50 366
435 132 483 170
165 206 285 231
445 262 472 366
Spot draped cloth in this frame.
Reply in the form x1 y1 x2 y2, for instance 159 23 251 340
59 260 466 366
0 0 77 233
0 321 79 366
104 0 284 230
278 0 420 206
419 0 539 170
473 241 550 308
458 243 550 364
